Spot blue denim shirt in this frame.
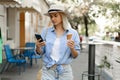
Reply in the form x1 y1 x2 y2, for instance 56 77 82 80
40 27 80 74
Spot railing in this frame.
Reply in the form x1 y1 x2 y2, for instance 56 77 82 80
95 40 120 80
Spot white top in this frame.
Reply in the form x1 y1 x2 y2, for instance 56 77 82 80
50 38 60 62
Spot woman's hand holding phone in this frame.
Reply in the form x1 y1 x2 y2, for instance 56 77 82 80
35 34 44 42
36 39 46 54
35 34 46 54
36 39 46 47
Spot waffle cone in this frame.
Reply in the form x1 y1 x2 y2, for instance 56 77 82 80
67 34 72 40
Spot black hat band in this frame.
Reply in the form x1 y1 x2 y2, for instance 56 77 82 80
48 9 62 13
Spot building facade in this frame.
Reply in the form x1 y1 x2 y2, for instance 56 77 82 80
0 0 50 59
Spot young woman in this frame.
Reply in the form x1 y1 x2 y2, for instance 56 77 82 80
36 4 80 80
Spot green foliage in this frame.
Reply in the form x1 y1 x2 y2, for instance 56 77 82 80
98 56 111 69
89 2 120 32
61 0 120 34
72 16 83 24
61 0 65 3
78 23 97 36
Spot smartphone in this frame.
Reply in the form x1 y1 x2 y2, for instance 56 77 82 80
35 34 44 42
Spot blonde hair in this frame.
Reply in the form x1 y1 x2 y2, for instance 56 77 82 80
61 13 72 30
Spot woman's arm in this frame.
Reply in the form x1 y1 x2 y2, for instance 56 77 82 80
67 40 79 58
70 47 79 58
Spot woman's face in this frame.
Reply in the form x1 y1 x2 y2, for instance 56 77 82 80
49 12 63 26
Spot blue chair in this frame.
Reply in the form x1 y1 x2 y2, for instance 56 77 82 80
23 42 41 66
3 44 26 75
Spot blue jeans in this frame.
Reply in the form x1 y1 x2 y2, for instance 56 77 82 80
41 64 73 80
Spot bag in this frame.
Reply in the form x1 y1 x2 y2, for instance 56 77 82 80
37 69 42 80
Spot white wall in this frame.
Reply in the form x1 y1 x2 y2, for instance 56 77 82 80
24 0 50 42
38 0 50 33
95 41 120 80
6 8 20 48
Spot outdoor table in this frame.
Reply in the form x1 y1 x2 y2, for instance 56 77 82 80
11 47 34 60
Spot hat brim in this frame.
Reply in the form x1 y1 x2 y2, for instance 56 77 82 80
44 11 66 16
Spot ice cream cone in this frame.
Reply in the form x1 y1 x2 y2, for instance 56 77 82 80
67 34 72 40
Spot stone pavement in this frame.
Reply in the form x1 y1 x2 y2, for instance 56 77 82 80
72 47 88 80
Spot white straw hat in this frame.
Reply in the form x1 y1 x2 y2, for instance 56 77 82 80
44 4 72 30
44 4 67 16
